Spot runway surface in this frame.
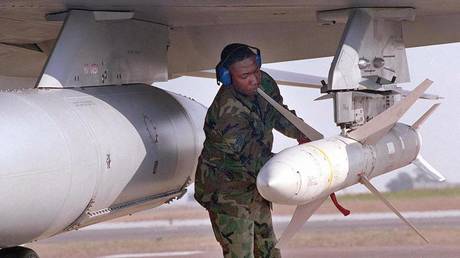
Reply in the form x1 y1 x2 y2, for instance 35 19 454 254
27 209 460 258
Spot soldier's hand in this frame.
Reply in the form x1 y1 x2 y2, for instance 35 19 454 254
297 134 310 144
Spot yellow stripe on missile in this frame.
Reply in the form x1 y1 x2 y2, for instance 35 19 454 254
309 145 334 188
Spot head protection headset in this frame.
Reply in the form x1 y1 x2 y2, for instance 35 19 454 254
215 43 262 87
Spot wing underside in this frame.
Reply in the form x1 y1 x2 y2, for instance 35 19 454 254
1 0 460 85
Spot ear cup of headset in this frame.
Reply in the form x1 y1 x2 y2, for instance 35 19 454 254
255 53 262 67
217 66 232 87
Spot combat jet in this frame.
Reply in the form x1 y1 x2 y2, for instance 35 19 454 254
0 2 456 257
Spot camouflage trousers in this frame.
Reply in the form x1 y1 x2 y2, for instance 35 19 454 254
208 203 281 258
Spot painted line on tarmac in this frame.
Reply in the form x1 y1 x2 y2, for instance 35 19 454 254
83 209 460 231
305 209 460 222
99 251 204 258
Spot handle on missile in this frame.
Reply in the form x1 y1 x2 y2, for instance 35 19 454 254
359 176 429 244
330 193 350 216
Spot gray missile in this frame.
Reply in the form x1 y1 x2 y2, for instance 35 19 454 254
0 84 205 247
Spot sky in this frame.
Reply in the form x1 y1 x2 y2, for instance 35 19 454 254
156 42 460 193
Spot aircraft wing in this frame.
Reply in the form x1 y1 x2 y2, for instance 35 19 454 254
2 0 460 84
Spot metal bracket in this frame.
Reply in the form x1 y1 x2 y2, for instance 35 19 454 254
323 8 415 91
37 10 168 88
62 189 184 232
318 8 416 25
64 198 95 231
166 176 193 204
317 8 416 129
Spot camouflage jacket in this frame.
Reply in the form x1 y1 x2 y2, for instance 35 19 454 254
194 71 302 218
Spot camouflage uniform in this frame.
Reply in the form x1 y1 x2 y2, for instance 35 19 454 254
195 71 302 258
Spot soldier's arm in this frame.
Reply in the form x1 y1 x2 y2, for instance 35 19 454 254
205 96 252 157
214 115 251 155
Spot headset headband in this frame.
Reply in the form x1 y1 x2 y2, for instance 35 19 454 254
219 44 261 69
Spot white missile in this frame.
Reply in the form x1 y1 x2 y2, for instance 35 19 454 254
257 122 422 205
256 79 444 247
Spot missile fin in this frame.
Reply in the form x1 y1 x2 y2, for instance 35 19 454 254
359 176 430 244
413 155 446 182
257 88 324 141
392 88 443 100
412 103 441 129
314 93 334 101
175 70 216 79
348 79 433 145
276 196 327 248
262 68 325 89
176 69 325 89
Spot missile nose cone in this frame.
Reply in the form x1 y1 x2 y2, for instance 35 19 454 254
257 161 300 204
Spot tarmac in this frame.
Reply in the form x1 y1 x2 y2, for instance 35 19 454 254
27 209 460 258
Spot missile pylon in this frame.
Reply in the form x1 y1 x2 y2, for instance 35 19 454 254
256 79 445 247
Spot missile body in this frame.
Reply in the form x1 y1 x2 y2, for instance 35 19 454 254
257 123 420 205
0 85 205 247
